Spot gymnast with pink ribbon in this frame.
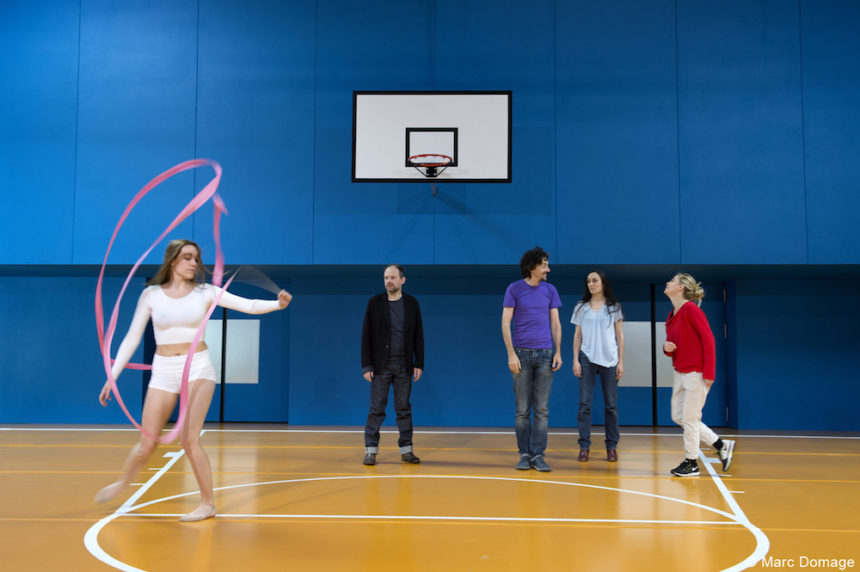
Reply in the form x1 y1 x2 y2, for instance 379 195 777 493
94 159 291 522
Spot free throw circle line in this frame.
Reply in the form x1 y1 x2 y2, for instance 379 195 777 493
87 474 756 570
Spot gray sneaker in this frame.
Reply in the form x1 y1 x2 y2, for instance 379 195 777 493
531 456 551 472
718 440 735 471
516 455 531 470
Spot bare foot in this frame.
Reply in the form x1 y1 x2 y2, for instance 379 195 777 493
179 504 216 522
94 482 123 504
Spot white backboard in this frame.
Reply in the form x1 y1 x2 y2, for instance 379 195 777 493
352 91 512 183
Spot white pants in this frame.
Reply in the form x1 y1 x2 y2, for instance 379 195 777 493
671 370 719 459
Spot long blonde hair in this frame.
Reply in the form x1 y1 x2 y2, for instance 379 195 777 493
147 239 205 286
676 273 705 304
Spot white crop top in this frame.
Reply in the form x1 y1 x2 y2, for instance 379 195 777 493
111 284 281 380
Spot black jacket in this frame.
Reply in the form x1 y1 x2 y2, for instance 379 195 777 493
361 292 424 373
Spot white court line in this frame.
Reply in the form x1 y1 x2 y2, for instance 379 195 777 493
125 513 739 526
699 453 770 571
3 426 858 440
83 433 194 572
86 472 764 570
120 474 739 522
689 434 859 440
194 428 860 440
0 427 140 432
116 451 185 513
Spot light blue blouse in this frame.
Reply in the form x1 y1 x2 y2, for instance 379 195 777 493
571 301 623 368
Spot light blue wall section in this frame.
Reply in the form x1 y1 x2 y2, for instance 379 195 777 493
3 0 859 266
434 0 556 264
800 0 860 263
676 0 806 263
195 0 316 264
73 0 199 264
0 1 79 264
556 0 681 264
312 0 436 264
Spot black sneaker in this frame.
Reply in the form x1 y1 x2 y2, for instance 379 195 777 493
363 453 376 466
718 440 735 471
671 458 700 477
401 452 421 464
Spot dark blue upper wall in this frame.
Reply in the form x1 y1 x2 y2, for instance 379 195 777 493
0 275 145 423
2 0 859 267
733 278 860 431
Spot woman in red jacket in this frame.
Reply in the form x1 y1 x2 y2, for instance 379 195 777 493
663 273 734 477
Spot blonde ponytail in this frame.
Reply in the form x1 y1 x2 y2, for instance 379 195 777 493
676 273 704 305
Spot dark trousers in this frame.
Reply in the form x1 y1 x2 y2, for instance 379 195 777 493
577 352 620 449
364 360 414 453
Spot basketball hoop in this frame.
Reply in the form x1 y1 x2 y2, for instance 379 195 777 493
407 154 453 178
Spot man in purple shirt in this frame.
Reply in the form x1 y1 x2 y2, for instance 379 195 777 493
501 246 562 472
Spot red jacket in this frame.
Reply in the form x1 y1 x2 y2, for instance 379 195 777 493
664 302 716 381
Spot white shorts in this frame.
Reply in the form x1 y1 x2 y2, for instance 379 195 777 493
148 350 216 394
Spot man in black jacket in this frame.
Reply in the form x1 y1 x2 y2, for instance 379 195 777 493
361 264 424 466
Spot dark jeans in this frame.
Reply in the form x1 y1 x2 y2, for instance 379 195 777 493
364 360 413 454
512 348 554 459
577 352 619 450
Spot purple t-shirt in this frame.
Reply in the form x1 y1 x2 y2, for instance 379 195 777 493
503 279 562 350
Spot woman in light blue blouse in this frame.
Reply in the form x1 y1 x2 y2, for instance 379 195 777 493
571 270 624 462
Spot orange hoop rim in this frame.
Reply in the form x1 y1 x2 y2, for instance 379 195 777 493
408 154 453 168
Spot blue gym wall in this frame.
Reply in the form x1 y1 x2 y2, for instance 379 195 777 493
1 0 859 431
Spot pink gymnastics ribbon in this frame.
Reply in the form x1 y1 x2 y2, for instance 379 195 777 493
96 158 232 444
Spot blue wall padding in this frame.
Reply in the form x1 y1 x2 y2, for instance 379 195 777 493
1 0 859 431
0 276 144 423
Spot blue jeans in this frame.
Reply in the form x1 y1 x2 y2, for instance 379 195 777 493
577 352 619 449
364 359 413 454
512 348 554 459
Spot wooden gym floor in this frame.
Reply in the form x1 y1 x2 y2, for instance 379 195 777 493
1 426 858 571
